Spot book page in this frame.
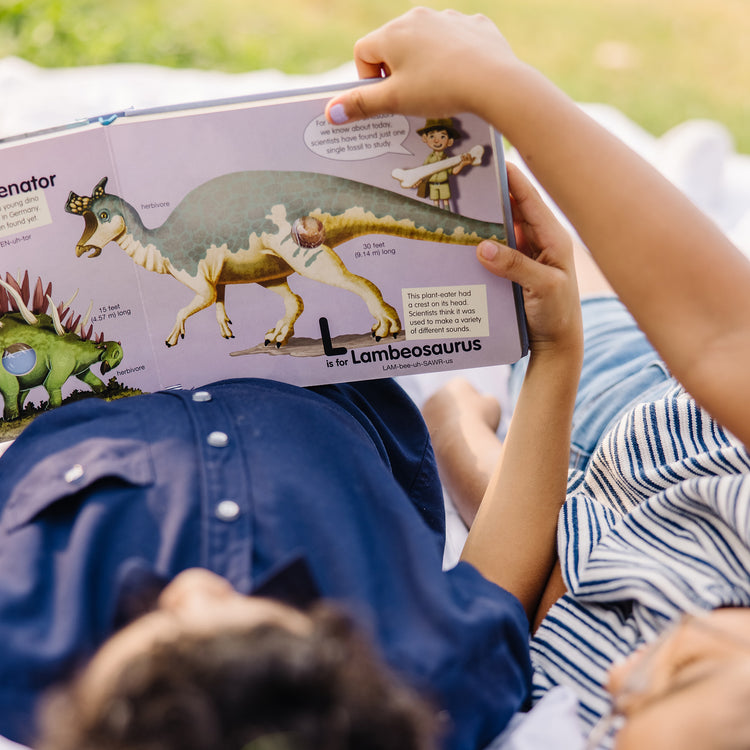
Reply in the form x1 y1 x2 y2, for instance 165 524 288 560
0 124 163 438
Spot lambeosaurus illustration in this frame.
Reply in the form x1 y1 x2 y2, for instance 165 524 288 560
66 171 507 348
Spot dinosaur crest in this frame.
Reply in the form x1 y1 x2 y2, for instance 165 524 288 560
65 177 108 215
65 193 91 215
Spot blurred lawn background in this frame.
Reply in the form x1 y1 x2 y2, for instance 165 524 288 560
0 0 747 151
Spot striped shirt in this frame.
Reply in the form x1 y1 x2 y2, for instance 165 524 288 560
530 385 750 741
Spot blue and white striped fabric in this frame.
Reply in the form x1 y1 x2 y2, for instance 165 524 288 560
531 385 750 743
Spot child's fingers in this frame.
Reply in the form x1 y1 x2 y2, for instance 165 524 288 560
507 164 574 267
477 240 556 292
506 164 559 235
325 26 403 124
326 80 394 125
352 33 390 81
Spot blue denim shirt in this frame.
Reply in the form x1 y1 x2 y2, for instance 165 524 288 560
0 378 530 749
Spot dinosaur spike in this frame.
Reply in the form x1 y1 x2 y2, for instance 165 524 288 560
0 277 37 325
63 289 79 310
43 282 53 313
74 301 93 335
81 323 93 342
31 277 46 314
56 289 79 328
19 270 30 307
68 314 81 333
0 284 8 314
46 295 67 336
4 273 22 311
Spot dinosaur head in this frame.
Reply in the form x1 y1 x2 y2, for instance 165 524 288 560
98 340 124 374
66 177 127 258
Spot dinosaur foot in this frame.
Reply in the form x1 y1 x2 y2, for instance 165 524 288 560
370 306 402 342
371 331 400 342
264 321 295 348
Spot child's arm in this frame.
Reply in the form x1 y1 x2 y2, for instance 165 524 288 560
327 8 750 446
461 165 582 622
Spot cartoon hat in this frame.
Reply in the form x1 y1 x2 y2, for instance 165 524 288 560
417 118 462 140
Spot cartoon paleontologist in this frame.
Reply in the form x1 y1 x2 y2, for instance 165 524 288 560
391 118 484 211
415 118 474 210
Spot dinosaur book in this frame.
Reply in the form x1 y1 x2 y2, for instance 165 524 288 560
0 82 526 435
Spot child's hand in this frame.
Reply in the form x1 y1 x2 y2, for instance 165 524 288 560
479 164 582 359
325 8 520 126
460 167 581 616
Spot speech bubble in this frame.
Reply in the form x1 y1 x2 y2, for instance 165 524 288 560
304 114 412 161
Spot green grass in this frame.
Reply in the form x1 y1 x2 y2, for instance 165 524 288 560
1 0 748 152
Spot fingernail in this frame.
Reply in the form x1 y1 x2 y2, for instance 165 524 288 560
329 102 349 125
478 241 499 260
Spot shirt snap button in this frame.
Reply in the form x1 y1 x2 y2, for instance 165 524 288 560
215 499 241 521
207 431 229 448
192 390 212 403
64 464 85 484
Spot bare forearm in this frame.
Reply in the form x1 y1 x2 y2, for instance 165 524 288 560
475 65 750 440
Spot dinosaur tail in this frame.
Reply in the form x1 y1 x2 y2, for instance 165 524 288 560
316 206 508 250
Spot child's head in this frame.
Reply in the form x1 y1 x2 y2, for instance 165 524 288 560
593 608 750 749
36 569 437 750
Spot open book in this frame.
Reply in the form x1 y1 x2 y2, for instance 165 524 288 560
0 82 526 438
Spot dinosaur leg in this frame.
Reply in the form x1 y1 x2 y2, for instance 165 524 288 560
43 384 64 409
276 240 401 340
166 286 217 347
0 372 21 420
76 369 106 393
18 390 28 413
259 279 304 347
44 359 75 408
214 285 233 339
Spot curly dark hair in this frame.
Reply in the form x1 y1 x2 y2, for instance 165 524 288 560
36 605 438 750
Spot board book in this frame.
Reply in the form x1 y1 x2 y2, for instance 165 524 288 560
0 81 527 438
